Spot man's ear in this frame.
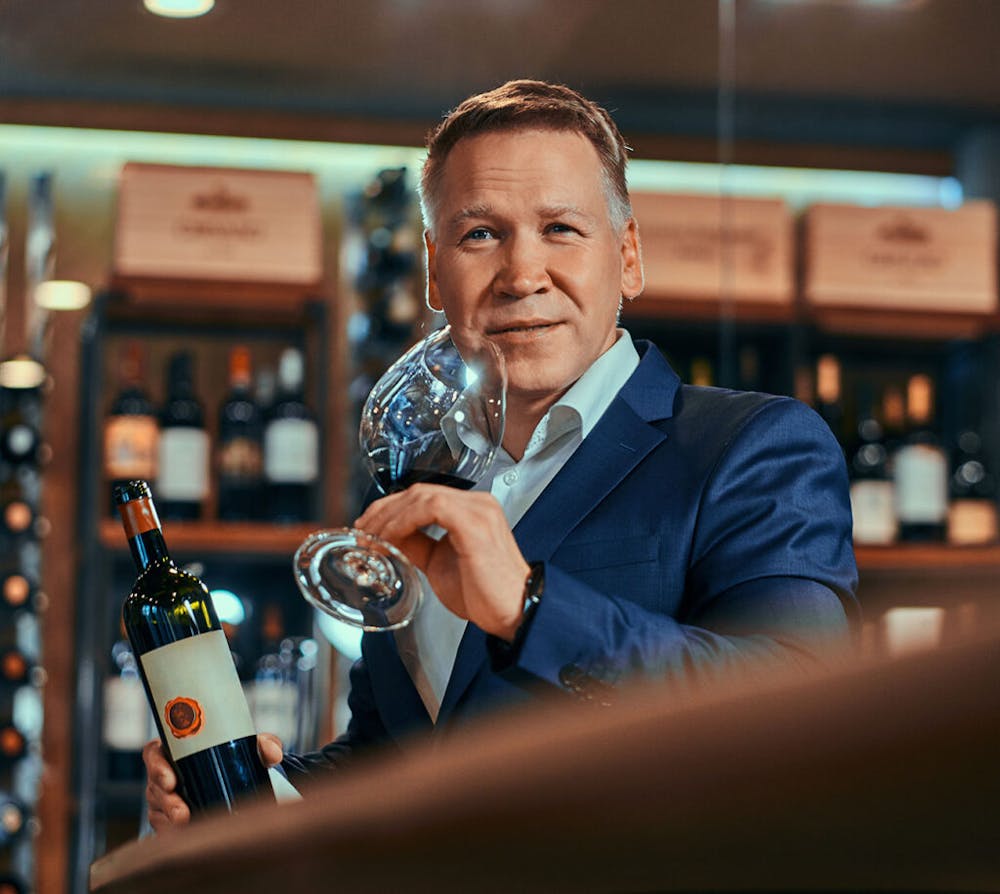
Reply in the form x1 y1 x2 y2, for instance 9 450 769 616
424 230 444 312
620 217 644 300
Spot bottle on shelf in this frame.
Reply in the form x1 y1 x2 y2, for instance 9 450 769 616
0 790 28 850
263 348 319 523
814 354 845 446
114 480 274 814
0 469 45 545
247 604 299 753
947 428 998 546
849 383 897 545
0 570 41 614
689 356 714 388
893 373 948 542
0 388 44 470
104 341 159 515
0 688 30 768
156 351 209 521
102 634 154 782
217 346 264 521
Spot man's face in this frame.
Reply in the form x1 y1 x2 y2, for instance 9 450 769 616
425 128 643 411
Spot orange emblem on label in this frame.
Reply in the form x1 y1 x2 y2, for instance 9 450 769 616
164 696 204 739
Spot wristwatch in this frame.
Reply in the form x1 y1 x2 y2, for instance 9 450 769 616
487 561 545 668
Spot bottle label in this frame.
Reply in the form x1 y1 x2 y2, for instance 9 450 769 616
105 415 159 479
219 437 263 481
850 480 898 545
264 419 319 483
893 444 948 523
139 630 255 761
948 499 999 545
103 675 153 750
157 428 210 501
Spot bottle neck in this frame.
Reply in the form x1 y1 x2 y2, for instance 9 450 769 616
128 528 170 573
118 494 171 573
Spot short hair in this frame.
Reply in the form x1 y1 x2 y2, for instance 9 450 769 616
420 79 632 235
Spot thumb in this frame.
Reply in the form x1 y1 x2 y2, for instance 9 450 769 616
257 732 284 767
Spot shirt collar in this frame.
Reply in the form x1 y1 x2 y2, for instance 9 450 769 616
523 329 639 455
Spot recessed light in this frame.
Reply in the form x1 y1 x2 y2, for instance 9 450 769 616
0 355 47 390
143 0 215 19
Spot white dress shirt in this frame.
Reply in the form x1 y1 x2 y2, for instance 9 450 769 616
394 330 640 721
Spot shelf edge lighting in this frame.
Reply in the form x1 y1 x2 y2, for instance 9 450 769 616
142 0 215 19
34 280 92 311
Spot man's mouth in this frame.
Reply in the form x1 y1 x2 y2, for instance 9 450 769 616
490 321 558 335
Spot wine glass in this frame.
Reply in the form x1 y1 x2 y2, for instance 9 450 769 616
293 325 506 632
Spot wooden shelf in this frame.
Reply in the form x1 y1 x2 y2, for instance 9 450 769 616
98 518 324 556
806 305 1000 340
855 543 1000 572
624 295 797 325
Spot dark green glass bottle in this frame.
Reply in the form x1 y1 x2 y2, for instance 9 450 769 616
114 480 273 814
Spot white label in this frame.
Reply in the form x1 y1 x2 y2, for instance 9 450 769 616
157 427 210 500
850 480 898 545
893 444 948 523
103 675 154 750
139 630 255 761
264 419 319 483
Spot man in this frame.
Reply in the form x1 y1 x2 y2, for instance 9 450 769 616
144 79 857 829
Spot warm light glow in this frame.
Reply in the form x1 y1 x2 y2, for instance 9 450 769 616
210 589 247 626
34 279 92 311
142 0 215 19
0 355 47 390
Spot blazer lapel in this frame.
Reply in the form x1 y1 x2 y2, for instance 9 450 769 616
436 341 679 723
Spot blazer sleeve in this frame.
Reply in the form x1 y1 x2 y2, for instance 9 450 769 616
280 655 394 784
495 397 859 694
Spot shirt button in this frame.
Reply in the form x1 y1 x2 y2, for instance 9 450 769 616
502 469 519 486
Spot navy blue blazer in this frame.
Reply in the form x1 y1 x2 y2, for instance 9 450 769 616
285 340 858 779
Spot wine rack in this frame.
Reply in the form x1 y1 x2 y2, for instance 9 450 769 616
0 379 46 894
69 289 336 894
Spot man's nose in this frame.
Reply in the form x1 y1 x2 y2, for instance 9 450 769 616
495 235 549 299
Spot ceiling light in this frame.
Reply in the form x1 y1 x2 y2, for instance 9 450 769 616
34 279 92 311
0 355 47 390
143 0 215 19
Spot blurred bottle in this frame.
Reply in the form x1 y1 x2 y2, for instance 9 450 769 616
814 354 844 446
104 341 158 515
248 604 300 750
0 469 46 545
102 635 152 782
0 388 44 470
0 569 42 614
894 374 948 542
263 348 319 522
0 790 28 850
157 351 209 521
689 356 713 388
947 428 998 545
217 346 264 521
849 383 897 545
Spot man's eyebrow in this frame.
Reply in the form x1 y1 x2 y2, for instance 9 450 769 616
447 204 494 228
447 203 592 228
538 204 591 220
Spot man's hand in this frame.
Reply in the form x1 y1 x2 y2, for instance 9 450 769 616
142 733 284 832
354 484 530 641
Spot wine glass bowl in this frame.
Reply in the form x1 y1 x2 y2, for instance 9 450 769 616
293 325 506 632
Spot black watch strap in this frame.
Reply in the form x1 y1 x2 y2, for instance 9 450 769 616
487 561 545 670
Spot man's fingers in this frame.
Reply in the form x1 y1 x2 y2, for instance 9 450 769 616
142 739 177 792
257 733 284 767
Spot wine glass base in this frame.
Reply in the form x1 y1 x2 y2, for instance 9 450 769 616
293 529 422 632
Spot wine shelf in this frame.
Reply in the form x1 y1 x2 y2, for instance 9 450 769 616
855 543 1000 572
98 518 322 556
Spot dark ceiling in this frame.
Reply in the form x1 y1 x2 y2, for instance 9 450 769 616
1 0 998 161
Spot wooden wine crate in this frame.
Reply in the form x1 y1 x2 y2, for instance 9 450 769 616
804 200 998 314
113 162 323 305
630 191 795 305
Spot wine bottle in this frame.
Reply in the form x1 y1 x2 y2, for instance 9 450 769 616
894 374 948 542
849 383 897 545
104 341 159 515
248 605 299 752
156 352 209 521
814 354 844 446
217 346 264 521
0 688 29 767
102 636 154 782
0 388 43 469
115 480 274 814
0 569 41 614
948 429 998 545
0 790 28 849
263 348 319 522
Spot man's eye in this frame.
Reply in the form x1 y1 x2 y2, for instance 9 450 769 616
547 223 577 234
462 227 493 241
